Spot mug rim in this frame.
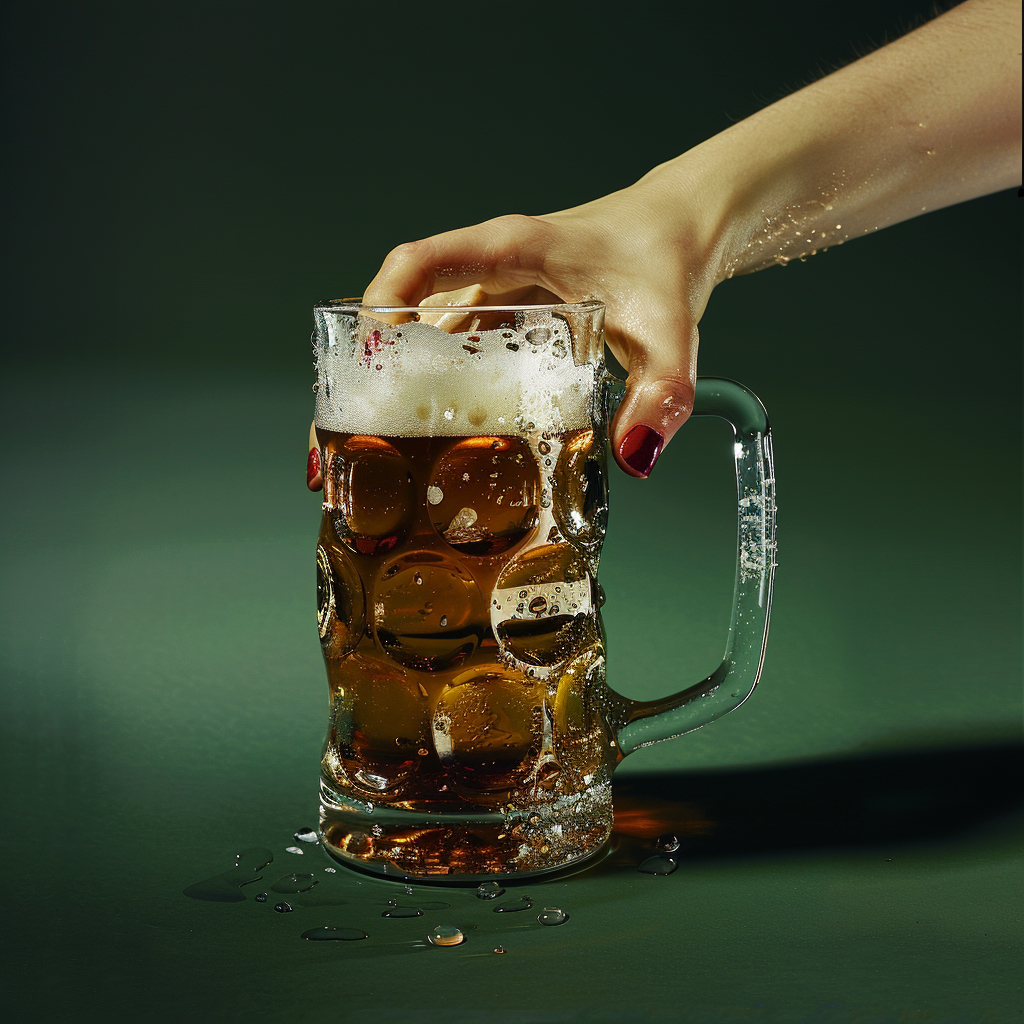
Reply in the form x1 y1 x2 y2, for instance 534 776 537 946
314 297 605 315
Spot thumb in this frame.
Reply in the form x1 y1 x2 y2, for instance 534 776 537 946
610 325 697 479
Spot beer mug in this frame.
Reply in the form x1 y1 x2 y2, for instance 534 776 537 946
313 300 776 881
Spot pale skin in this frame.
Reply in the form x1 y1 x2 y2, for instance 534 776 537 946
307 0 1021 486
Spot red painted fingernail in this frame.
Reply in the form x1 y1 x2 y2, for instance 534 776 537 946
618 424 664 478
306 447 321 490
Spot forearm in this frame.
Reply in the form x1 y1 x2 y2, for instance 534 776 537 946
638 0 1022 280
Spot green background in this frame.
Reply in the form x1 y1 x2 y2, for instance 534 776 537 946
2 1 1020 1021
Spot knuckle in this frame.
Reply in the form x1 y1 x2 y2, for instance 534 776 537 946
383 239 430 269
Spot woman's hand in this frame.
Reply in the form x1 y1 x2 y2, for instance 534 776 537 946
307 0 1020 491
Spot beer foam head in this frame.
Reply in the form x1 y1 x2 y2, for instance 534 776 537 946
314 312 600 436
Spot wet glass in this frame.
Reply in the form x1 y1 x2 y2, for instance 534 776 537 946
312 300 776 881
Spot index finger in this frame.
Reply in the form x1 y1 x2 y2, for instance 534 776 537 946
363 214 555 307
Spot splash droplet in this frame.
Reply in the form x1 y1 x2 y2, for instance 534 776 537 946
654 834 680 853
427 486 443 505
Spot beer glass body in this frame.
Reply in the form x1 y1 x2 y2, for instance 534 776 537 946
312 301 777 881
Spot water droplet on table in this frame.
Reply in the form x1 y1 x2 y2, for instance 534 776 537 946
428 925 464 947
285 846 305 855
254 893 268 903
493 945 506 954
293 827 319 844
494 897 533 913
638 855 678 876
382 907 423 918
182 847 274 902
324 867 337 873
274 902 294 914
537 907 569 926
301 926 368 941
476 881 505 900
271 873 319 894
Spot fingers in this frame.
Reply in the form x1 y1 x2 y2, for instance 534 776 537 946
609 320 698 479
364 215 556 308
307 421 322 492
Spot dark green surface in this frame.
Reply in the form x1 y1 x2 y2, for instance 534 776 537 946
2 1 1022 1021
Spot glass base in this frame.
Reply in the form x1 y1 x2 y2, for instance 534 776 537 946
319 777 612 883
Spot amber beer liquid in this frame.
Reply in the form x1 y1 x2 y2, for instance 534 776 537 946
315 309 620 878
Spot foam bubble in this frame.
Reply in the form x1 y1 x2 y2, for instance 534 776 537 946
314 315 597 437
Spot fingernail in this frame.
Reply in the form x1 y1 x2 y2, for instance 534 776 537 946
618 424 664 478
306 447 321 490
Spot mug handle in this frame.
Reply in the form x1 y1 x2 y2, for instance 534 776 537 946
603 376 777 756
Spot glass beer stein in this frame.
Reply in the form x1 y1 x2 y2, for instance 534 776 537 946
313 300 776 881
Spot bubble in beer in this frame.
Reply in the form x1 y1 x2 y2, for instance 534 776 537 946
432 666 541 791
302 927 368 941
274 902 294 913
537 907 569 926
428 925 464 947
427 486 443 505
637 855 678 876
525 327 551 345
428 436 540 556
271 873 319 894
476 881 505 899
374 556 484 671
325 436 414 556
293 828 319 844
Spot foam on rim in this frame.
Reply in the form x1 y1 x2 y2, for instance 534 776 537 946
314 314 598 436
